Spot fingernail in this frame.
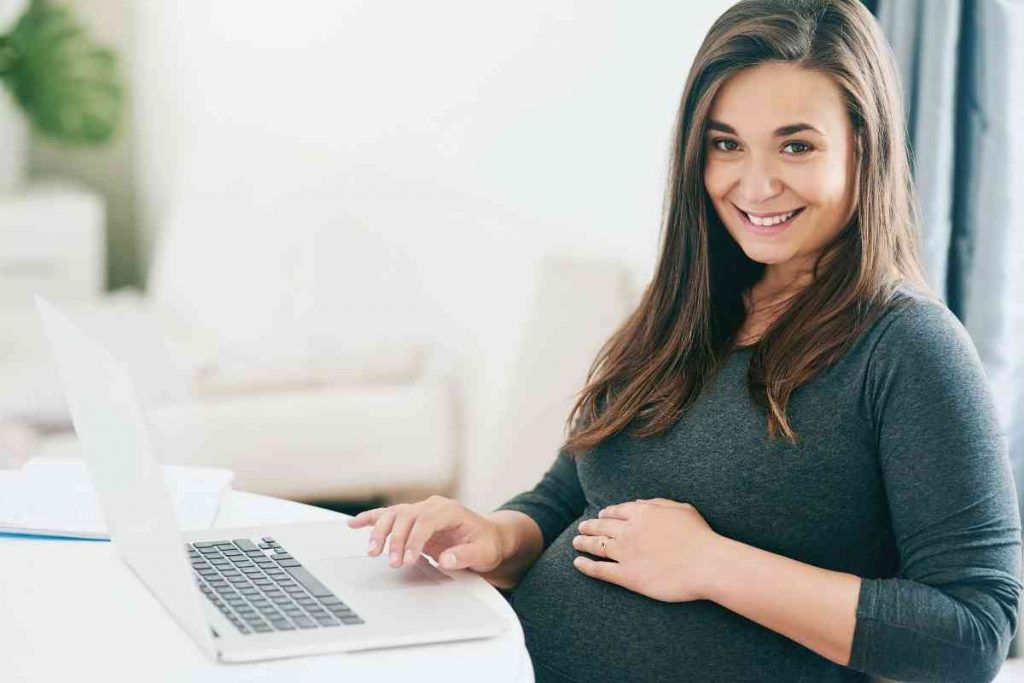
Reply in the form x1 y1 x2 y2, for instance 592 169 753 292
441 553 456 568
368 539 378 554
404 549 416 564
390 551 399 565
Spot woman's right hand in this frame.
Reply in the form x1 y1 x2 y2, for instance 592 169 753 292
346 495 509 574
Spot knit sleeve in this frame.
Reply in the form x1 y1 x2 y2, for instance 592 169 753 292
847 299 1023 681
493 447 588 551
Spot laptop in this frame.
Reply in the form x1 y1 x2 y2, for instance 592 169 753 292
34 295 507 662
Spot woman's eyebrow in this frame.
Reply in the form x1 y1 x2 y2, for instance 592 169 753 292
706 120 825 137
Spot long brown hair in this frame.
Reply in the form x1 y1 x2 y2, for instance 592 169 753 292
562 0 936 458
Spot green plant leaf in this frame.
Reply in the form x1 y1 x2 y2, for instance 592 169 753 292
1 0 123 145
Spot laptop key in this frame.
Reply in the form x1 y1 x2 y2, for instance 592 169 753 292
325 601 352 611
233 539 258 552
293 617 317 629
281 565 333 598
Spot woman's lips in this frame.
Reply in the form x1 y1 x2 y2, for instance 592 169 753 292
732 203 806 234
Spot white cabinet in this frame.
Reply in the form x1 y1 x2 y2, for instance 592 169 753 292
0 181 105 308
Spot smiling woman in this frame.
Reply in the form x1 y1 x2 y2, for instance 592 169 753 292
348 0 1021 680
487 0 1023 681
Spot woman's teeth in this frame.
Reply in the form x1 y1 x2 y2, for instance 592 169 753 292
745 208 800 226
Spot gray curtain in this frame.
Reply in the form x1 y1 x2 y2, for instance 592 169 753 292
873 0 1024 658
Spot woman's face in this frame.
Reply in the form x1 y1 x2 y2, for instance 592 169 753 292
703 62 859 282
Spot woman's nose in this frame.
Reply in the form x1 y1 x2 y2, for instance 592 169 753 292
737 157 783 204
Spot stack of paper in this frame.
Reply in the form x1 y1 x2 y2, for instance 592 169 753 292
0 457 234 540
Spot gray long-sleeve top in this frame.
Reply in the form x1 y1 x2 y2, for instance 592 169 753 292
495 286 1023 682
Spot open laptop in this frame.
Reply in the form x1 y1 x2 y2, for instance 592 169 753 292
35 295 507 662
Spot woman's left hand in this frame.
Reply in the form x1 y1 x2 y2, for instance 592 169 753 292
572 498 724 603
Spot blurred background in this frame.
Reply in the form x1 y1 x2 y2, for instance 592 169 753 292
0 0 1021 534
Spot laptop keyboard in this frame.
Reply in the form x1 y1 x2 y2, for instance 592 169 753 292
187 536 365 635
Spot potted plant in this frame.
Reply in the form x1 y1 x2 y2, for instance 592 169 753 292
0 0 122 193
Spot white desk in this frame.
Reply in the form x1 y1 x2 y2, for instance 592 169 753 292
0 490 534 683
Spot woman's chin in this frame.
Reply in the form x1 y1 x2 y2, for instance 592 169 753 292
736 243 796 265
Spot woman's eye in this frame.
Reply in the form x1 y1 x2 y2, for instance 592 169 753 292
783 141 812 155
711 139 738 152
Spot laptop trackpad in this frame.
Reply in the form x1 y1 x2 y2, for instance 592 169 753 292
313 554 454 592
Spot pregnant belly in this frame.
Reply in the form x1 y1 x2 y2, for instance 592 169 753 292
509 522 851 682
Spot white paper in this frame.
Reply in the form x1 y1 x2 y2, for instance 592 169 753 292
0 457 234 540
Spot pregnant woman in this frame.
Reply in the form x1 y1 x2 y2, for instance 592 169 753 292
349 0 1022 680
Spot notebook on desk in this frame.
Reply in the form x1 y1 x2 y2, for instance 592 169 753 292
34 295 507 663
0 457 233 540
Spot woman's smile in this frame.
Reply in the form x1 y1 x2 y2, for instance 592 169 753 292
731 202 807 235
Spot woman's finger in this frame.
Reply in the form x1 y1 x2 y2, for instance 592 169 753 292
347 507 386 528
386 505 421 567
368 507 399 556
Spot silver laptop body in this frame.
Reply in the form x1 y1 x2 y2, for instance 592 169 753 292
35 296 507 662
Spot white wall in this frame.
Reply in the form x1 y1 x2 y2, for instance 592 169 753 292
132 1 734 286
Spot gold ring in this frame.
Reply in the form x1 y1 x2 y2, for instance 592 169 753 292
600 538 607 552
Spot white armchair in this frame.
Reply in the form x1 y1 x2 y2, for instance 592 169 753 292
0 290 460 503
